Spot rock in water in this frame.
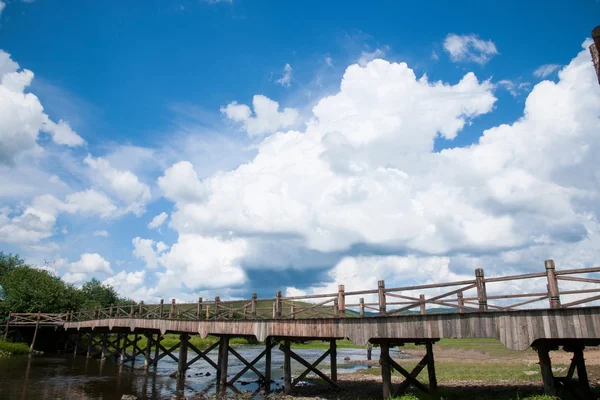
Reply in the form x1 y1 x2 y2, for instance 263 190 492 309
121 396 137 400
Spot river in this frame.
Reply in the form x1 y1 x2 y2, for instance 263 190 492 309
0 345 408 399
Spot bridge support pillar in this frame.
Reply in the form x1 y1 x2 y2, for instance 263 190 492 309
100 332 108 360
177 333 189 378
143 332 153 369
264 337 272 393
86 332 93 358
283 339 292 394
217 336 229 388
535 341 556 396
380 342 392 399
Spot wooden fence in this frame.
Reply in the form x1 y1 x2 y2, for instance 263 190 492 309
7 260 600 325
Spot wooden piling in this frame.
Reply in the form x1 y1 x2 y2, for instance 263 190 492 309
475 268 488 311
264 337 272 393
330 339 337 382
217 336 229 387
119 334 126 365
380 341 392 399
154 335 160 369
574 347 590 391
536 341 556 396
545 260 561 308
419 294 426 315
29 311 41 354
86 333 93 358
177 333 189 378
283 339 292 394
144 332 152 369
100 332 108 360
426 341 437 391
73 332 80 355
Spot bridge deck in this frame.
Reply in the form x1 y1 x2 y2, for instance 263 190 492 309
63 306 600 351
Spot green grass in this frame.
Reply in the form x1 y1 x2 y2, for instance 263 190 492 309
124 333 255 352
402 338 532 358
360 359 552 383
390 392 556 400
0 340 29 355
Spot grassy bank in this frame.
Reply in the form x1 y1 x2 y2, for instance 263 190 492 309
125 333 255 352
391 393 554 400
0 340 29 356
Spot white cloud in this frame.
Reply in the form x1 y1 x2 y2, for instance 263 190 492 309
84 155 151 215
497 79 531 97
157 161 206 204
64 189 117 218
132 237 168 269
93 230 109 237
276 63 292 87
358 48 386 66
148 212 168 229
62 253 113 283
103 270 146 300
0 50 84 166
221 94 299 138
158 42 600 281
0 2 5 17
534 64 561 78
443 34 498 65
155 234 247 292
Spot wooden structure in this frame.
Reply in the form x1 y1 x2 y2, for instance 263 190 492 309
591 25 600 85
5 259 600 399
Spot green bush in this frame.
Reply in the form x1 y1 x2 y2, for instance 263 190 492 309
0 340 29 355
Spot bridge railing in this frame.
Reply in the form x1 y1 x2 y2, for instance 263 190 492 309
57 259 600 322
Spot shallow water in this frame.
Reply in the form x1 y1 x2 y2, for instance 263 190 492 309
0 345 408 399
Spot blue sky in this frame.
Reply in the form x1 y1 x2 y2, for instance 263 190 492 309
1 0 600 302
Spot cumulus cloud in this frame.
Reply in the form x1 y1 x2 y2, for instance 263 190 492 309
276 63 293 87
0 50 84 166
62 253 113 283
220 95 299 137
154 43 600 298
84 155 151 215
148 212 168 229
103 270 146 299
444 34 498 65
132 237 168 269
358 48 386 66
534 64 561 78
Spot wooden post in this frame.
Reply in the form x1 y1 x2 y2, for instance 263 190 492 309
86 333 93 358
574 347 590 391
129 302 134 317
536 341 556 396
159 299 164 318
276 291 282 318
206 304 210 320
457 291 465 313
73 332 80 356
426 341 437 391
378 280 387 316
264 337 272 393
290 303 295 319
545 259 561 309
196 297 203 319
591 26 600 85
29 311 41 354
330 339 337 382
153 335 160 370
338 285 345 317
4 312 10 340
251 293 257 319
143 333 152 369
419 294 426 315
272 302 276 318
138 301 144 316
132 333 139 365
217 336 229 387
214 296 220 319
475 268 488 312
109 305 113 318
367 342 372 360
100 332 108 360
333 299 339 318
119 334 126 364
380 341 392 399
359 298 365 317
169 299 176 319
283 339 292 394
177 333 189 378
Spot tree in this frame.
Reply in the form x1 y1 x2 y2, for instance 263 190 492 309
80 278 122 308
0 266 85 315
0 252 26 281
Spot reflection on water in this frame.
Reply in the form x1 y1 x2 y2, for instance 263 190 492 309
0 345 407 399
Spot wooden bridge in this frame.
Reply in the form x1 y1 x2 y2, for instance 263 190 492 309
5 259 600 399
